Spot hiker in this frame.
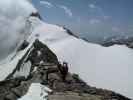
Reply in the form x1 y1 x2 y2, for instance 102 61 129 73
58 62 68 81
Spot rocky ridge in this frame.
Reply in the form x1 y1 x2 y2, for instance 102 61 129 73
101 36 133 48
0 39 131 100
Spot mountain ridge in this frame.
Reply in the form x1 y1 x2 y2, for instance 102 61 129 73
0 10 132 99
0 39 131 100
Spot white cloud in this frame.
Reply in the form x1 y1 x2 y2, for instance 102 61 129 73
88 3 111 21
58 5 73 17
89 19 101 24
0 0 36 59
89 4 96 9
40 1 53 8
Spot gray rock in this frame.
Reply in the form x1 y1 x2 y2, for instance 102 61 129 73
48 92 103 100
5 92 18 100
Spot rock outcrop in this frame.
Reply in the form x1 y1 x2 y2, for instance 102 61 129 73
0 39 131 100
101 36 133 48
30 12 42 20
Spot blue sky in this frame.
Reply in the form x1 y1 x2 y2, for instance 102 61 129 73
32 0 133 37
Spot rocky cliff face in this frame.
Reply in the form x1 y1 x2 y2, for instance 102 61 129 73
0 39 131 100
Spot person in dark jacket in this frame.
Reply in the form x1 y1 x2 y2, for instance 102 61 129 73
58 62 68 81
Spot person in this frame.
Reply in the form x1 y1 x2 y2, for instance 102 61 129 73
58 62 68 81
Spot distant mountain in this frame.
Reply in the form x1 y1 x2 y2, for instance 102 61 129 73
101 35 133 48
80 33 133 49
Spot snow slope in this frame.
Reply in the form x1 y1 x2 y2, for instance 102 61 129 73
19 83 51 100
26 17 133 98
0 16 132 99
0 44 32 81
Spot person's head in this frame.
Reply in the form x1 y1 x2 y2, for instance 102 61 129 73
63 62 68 67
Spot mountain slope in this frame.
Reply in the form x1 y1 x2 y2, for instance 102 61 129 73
0 4 132 99
0 13 132 99
0 39 130 100
26 16 133 99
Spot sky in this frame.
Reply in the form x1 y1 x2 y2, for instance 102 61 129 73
0 0 133 59
32 0 133 37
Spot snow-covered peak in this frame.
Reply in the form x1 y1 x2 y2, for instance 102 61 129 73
0 11 132 99
26 18 133 99
0 0 37 60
